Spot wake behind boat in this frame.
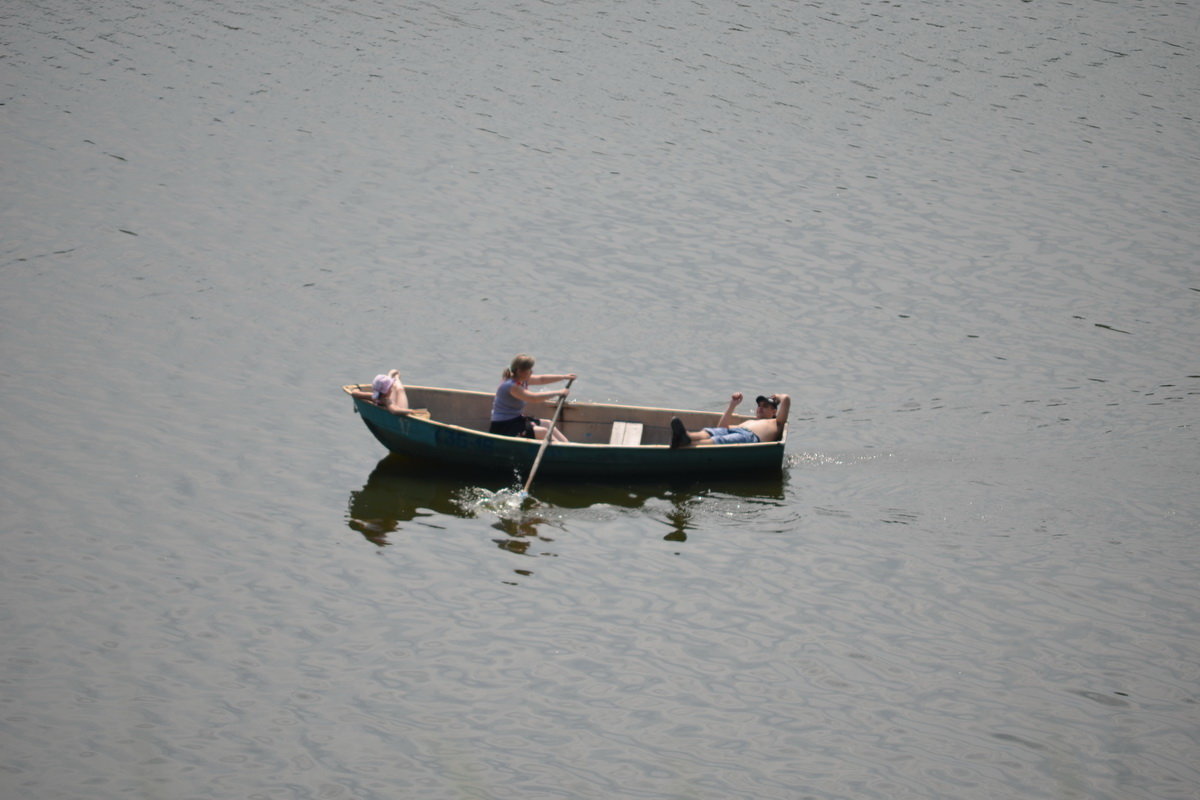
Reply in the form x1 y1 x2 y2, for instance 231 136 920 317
343 384 786 479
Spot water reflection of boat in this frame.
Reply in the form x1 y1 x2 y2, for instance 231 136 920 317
346 454 787 546
345 454 468 545
343 384 786 479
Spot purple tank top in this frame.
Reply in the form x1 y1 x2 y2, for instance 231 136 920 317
491 379 526 421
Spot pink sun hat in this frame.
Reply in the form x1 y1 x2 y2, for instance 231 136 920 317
371 374 395 401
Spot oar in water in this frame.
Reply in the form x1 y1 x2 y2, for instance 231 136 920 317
521 377 574 498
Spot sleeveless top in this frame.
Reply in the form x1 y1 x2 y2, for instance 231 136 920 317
491 378 527 421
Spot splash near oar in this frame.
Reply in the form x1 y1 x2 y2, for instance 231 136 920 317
455 485 529 516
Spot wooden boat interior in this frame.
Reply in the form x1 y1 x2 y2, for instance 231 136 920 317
344 385 784 447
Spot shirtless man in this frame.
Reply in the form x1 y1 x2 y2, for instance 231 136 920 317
669 393 790 448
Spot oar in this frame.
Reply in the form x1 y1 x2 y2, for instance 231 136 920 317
521 377 574 497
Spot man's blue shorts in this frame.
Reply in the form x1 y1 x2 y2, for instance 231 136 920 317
702 426 761 445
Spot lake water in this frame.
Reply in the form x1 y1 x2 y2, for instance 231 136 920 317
2 0 1198 798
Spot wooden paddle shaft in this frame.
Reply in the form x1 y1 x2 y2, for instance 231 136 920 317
522 377 574 493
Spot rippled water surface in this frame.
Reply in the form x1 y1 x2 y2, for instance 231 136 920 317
3 1 1198 798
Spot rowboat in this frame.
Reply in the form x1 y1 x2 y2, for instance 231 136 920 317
343 384 786 479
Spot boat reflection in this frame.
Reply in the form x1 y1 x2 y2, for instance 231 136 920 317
346 454 787 546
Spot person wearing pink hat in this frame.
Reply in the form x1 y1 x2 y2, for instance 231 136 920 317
349 369 415 414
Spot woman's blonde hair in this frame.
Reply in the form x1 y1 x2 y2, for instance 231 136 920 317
503 353 535 380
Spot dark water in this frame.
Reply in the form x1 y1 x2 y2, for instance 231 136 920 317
3 1 1198 798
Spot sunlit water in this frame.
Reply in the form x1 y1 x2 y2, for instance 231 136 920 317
3 1 1198 798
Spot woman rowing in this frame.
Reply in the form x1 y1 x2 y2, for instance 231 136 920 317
489 354 575 442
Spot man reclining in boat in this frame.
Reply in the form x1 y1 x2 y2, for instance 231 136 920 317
670 393 789 448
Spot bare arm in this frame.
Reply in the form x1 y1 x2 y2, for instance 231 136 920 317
349 388 409 413
528 372 577 386
509 382 570 404
383 399 416 415
716 392 744 428
773 394 791 428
